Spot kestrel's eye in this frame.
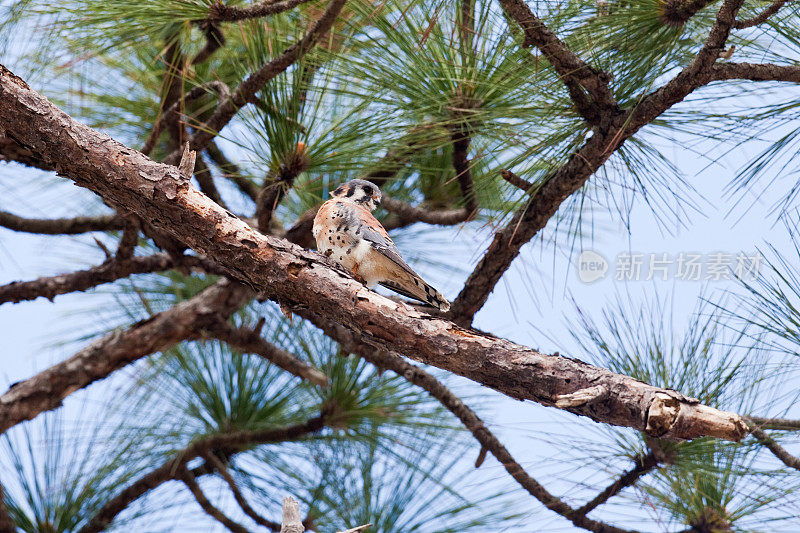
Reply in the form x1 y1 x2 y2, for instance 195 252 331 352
333 185 345 196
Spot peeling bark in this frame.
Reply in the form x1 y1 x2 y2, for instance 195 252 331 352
0 63 750 441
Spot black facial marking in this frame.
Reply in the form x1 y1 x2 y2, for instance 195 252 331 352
334 185 345 196
345 186 355 198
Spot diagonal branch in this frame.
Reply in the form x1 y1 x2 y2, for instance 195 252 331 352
202 451 282 532
0 61 751 441
0 253 219 305
207 321 328 386
179 464 251 533
734 0 790 28
309 316 634 533
0 211 123 234
750 426 800 471
449 0 745 325
79 414 327 533
573 451 660 517
497 0 617 122
0 279 250 433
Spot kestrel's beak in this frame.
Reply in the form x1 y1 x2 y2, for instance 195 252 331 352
373 196 381 207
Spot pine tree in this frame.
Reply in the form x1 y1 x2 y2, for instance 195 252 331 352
1 0 800 531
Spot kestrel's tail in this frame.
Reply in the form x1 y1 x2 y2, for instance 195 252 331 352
380 273 451 312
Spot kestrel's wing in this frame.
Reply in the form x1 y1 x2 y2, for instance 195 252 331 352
351 206 417 276
349 206 450 311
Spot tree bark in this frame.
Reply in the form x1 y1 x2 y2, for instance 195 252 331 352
0 63 749 441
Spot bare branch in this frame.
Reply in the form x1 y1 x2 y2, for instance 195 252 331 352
179 465 251 533
310 316 634 533
209 0 319 22
381 197 471 226
207 321 329 386
746 416 800 431
202 451 282 532
0 279 250 433
115 218 140 261
709 61 800 82
79 414 327 533
750 427 800 471
0 211 123 234
0 253 219 305
734 0 790 28
500 169 534 192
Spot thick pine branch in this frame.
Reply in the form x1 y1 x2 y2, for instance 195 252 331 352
78 414 327 533
709 61 800 82
0 63 750 441
0 211 123 234
450 0 746 325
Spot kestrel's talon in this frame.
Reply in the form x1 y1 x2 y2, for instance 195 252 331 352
311 179 451 312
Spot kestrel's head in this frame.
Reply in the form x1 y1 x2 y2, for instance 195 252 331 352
331 179 382 211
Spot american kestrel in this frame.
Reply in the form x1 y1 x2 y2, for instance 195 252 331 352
313 179 450 311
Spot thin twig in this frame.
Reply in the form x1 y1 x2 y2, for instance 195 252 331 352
734 0 790 28
202 451 282 532
206 140 260 202
750 426 800 471
180 464 251 533
207 320 328 386
0 253 221 305
573 452 660 517
0 211 123 234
